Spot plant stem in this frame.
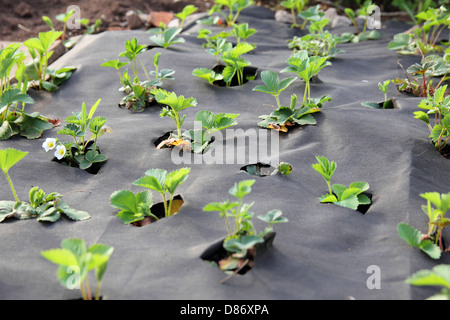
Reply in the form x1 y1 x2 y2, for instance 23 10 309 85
80 280 87 300
85 277 92 300
162 193 168 218
168 193 174 217
95 281 102 300
4 172 20 203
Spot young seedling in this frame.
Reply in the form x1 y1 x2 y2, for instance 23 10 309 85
24 30 77 91
257 93 327 132
133 168 190 218
388 6 449 55
102 39 175 112
44 99 111 171
297 4 324 30
281 50 331 106
232 23 257 44
175 4 198 29
252 70 297 109
0 148 28 203
203 179 287 278
149 27 186 49
406 264 450 300
311 155 336 196
220 42 255 87
0 149 90 223
151 88 197 143
414 85 450 153
280 0 309 28
208 0 254 27
41 238 114 300
183 110 239 153
312 156 371 211
399 191 450 259
361 80 395 109
110 189 157 225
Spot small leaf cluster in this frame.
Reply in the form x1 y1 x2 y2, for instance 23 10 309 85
24 30 77 92
101 38 175 112
312 156 371 211
414 85 450 153
0 148 90 223
208 0 254 27
46 99 111 171
41 238 113 300
406 264 450 300
203 179 287 272
111 167 190 223
398 192 450 259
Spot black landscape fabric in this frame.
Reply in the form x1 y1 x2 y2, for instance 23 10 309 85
1 6 449 300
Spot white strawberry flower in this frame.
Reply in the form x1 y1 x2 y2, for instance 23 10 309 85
54 145 66 160
42 138 57 152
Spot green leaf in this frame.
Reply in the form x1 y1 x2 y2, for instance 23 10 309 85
110 190 138 213
56 200 91 221
398 222 423 248
223 235 264 253
134 169 167 193
406 265 450 288
85 150 107 163
41 248 79 267
229 179 255 200
0 148 28 174
165 167 190 194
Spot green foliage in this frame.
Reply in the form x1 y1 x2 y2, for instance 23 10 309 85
232 23 257 44
149 27 186 49
414 85 450 152
257 93 327 132
361 80 394 109
102 39 175 112
203 179 287 272
280 0 309 28
406 264 450 300
110 190 157 224
208 0 254 27
0 148 27 203
192 68 224 85
41 238 114 300
44 99 111 171
133 168 190 218
0 186 91 223
388 6 449 55
398 191 450 259
312 156 371 211
281 50 331 106
151 89 198 140
253 70 297 109
297 4 325 30
24 30 77 91
398 223 441 259
175 4 198 29
220 41 255 86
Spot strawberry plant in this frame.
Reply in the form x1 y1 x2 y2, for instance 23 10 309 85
151 89 197 149
149 27 186 49
43 99 111 172
414 85 450 154
406 264 450 300
253 71 326 132
280 0 309 28
24 31 77 92
110 190 157 225
281 50 331 107
41 238 114 300
312 156 371 211
208 0 254 27
133 168 190 218
388 6 449 55
102 38 175 112
398 192 450 259
340 1 381 43
361 80 396 109
203 179 287 278
175 4 198 29
0 148 90 223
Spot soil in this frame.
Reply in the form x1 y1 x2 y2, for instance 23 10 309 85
0 0 280 42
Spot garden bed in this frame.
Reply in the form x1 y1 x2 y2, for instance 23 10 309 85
0 4 449 301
